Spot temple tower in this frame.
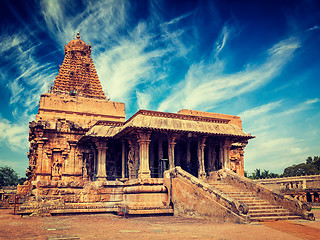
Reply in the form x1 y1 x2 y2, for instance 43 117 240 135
50 33 105 99
27 33 125 181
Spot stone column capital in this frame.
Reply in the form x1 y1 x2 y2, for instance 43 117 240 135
137 139 151 145
199 136 206 149
137 130 151 141
224 139 232 148
95 140 107 149
96 146 108 151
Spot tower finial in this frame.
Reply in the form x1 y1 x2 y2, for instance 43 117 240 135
76 32 80 39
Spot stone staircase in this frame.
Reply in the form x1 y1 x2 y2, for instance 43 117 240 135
209 180 302 222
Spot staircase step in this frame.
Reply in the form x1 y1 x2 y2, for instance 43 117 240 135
232 197 262 201
248 205 283 210
250 215 301 222
249 211 293 218
227 193 256 196
236 199 269 205
249 208 287 214
208 180 303 222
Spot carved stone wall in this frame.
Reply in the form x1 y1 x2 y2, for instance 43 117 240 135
27 119 87 182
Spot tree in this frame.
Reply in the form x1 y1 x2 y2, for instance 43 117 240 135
282 156 320 177
0 166 20 186
252 168 261 179
246 168 279 179
283 163 318 177
245 156 319 179
261 169 270 179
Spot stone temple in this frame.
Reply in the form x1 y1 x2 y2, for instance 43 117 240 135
18 34 314 222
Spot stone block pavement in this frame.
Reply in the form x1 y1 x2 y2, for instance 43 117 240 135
0 209 320 240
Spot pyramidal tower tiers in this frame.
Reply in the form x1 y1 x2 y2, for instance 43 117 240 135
51 33 105 99
36 33 125 125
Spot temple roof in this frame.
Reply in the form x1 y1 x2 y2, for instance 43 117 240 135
84 110 254 140
50 33 106 99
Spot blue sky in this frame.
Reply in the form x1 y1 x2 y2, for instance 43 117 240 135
0 0 319 177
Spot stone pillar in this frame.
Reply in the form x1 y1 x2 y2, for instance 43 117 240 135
35 139 49 180
212 146 217 171
207 144 212 172
150 140 155 176
134 141 139 178
64 141 77 177
96 141 107 180
127 139 136 179
158 138 163 160
90 145 97 176
198 137 207 178
302 179 307 189
137 131 151 179
92 146 97 177
75 152 83 180
158 138 163 177
168 134 176 169
207 143 216 173
176 142 181 167
82 153 89 181
36 140 44 174
238 141 248 176
121 139 126 179
88 153 94 180
223 140 232 169
186 138 191 172
219 143 224 170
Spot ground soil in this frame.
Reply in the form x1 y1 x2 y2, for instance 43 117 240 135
0 209 320 240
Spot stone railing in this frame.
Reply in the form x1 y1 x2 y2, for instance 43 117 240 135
164 167 249 222
255 174 320 192
219 169 314 220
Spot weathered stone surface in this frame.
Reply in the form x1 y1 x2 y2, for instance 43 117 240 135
255 175 320 205
164 167 248 223
51 33 106 100
219 169 314 221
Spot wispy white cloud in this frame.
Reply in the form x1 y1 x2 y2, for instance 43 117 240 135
158 36 300 112
136 90 151 110
0 34 26 54
241 98 319 173
214 25 231 58
239 100 283 120
40 0 128 47
305 98 320 105
39 0 185 105
276 98 319 117
0 37 55 109
158 13 193 59
0 115 28 152
95 22 170 101
245 133 307 173
307 25 320 31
